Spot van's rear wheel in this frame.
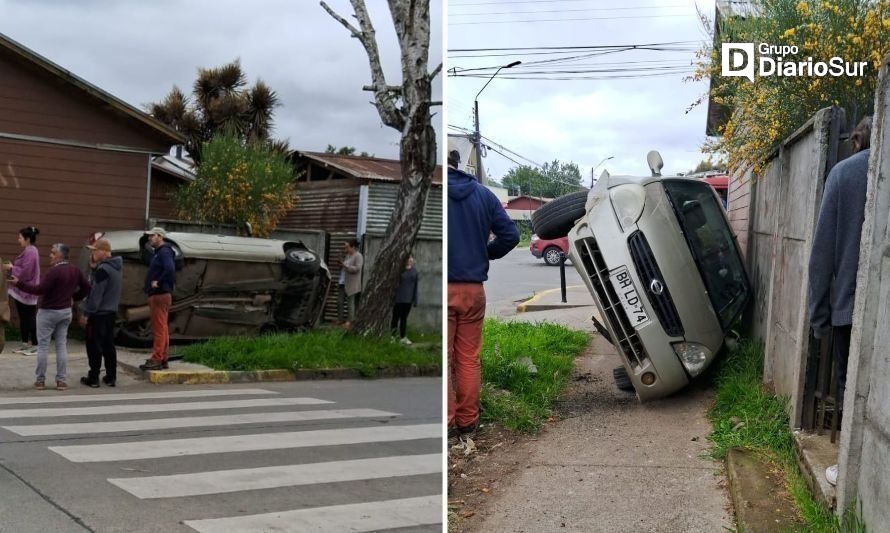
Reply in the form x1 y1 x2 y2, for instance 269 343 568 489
532 191 588 239
284 247 320 276
613 366 634 391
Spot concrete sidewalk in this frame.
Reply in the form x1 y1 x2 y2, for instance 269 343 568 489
468 300 735 532
0 340 211 391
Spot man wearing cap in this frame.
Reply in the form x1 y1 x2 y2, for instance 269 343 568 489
139 228 175 371
79 238 122 387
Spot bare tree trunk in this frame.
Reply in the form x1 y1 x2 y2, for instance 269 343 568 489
321 0 440 336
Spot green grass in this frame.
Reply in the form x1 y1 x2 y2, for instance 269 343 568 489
706 340 855 532
179 330 440 376
480 318 589 432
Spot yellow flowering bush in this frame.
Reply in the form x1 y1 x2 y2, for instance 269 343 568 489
692 0 889 173
175 132 297 237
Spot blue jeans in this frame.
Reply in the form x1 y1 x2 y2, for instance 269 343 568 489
36 308 72 383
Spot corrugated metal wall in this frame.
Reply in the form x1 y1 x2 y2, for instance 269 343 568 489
279 181 360 233
366 183 442 239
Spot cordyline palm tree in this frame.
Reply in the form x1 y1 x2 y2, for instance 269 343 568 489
148 60 286 162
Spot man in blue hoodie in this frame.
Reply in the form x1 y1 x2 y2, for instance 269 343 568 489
448 151 519 439
140 227 176 371
79 238 122 387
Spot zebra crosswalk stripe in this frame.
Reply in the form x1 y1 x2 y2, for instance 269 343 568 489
0 397 331 419
183 495 442 532
50 423 441 462
2 408 400 436
108 453 441 498
0 389 278 405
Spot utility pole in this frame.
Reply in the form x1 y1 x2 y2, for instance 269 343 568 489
590 156 614 188
474 60 521 185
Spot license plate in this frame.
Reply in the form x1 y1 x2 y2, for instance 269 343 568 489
609 267 650 327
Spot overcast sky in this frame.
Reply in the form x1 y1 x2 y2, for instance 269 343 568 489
0 0 442 161
447 0 714 185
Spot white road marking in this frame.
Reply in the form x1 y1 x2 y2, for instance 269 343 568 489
0 397 332 419
183 495 442 532
108 453 440 498
3 408 399 436
50 424 441 462
0 389 278 405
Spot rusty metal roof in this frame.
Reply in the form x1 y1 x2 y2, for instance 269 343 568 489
297 151 443 185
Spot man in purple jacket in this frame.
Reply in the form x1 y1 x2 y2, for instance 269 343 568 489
12 243 90 390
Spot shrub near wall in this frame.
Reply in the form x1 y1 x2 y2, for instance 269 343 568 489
175 131 296 237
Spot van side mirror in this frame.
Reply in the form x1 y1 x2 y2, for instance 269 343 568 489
647 151 664 177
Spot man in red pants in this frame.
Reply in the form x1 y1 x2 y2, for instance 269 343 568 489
139 228 175 371
447 151 519 439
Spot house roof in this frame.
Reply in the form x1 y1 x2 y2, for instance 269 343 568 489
507 194 553 204
152 154 196 182
296 151 443 185
0 32 185 146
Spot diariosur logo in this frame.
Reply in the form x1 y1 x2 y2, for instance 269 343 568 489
721 43 868 82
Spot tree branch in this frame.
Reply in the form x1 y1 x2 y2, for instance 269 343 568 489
321 1 405 131
429 62 443 81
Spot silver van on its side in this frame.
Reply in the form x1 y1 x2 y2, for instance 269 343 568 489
533 152 750 400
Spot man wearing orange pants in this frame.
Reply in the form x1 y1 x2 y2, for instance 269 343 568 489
139 227 176 371
447 151 518 439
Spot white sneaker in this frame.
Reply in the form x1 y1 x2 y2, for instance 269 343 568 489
13 344 30 354
21 346 38 356
399 337 412 345
826 464 838 486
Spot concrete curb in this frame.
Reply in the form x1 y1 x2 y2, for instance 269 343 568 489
725 448 801 531
119 360 441 384
516 285 591 312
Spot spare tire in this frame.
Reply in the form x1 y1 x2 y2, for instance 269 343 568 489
284 247 320 276
531 191 588 239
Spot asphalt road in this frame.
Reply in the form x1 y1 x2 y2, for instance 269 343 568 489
485 247 584 316
0 379 442 532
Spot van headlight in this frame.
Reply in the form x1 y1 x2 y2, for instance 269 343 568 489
609 184 646 231
672 342 712 377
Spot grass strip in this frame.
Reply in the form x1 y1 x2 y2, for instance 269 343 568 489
707 339 851 532
481 318 589 432
180 329 440 377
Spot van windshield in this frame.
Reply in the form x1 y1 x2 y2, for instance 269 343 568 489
662 179 750 329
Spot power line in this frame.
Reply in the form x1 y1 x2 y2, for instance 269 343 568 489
451 70 693 80
450 0 678 6
450 5 688 16
448 41 700 52
449 13 694 25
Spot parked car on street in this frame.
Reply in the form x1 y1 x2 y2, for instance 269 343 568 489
532 151 750 401
530 234 569 266
81 231 331 347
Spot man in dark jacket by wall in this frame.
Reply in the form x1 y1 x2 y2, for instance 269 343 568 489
140 227 176 371
79 238 122 387
448 153 519 439
808 115 872 486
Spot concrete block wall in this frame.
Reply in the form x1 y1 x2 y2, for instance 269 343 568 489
733 108 838 425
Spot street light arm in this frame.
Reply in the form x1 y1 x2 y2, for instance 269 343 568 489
474 61 521 101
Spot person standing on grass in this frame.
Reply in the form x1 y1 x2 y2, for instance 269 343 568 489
808 114 872 487
447 150 519 440
79 238 122 388
391 254 418 345
139 228 175 371
3 226 41 355
11 243 90 391
341 239 363 329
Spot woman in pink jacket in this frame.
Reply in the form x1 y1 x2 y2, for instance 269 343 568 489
2 227 40 355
